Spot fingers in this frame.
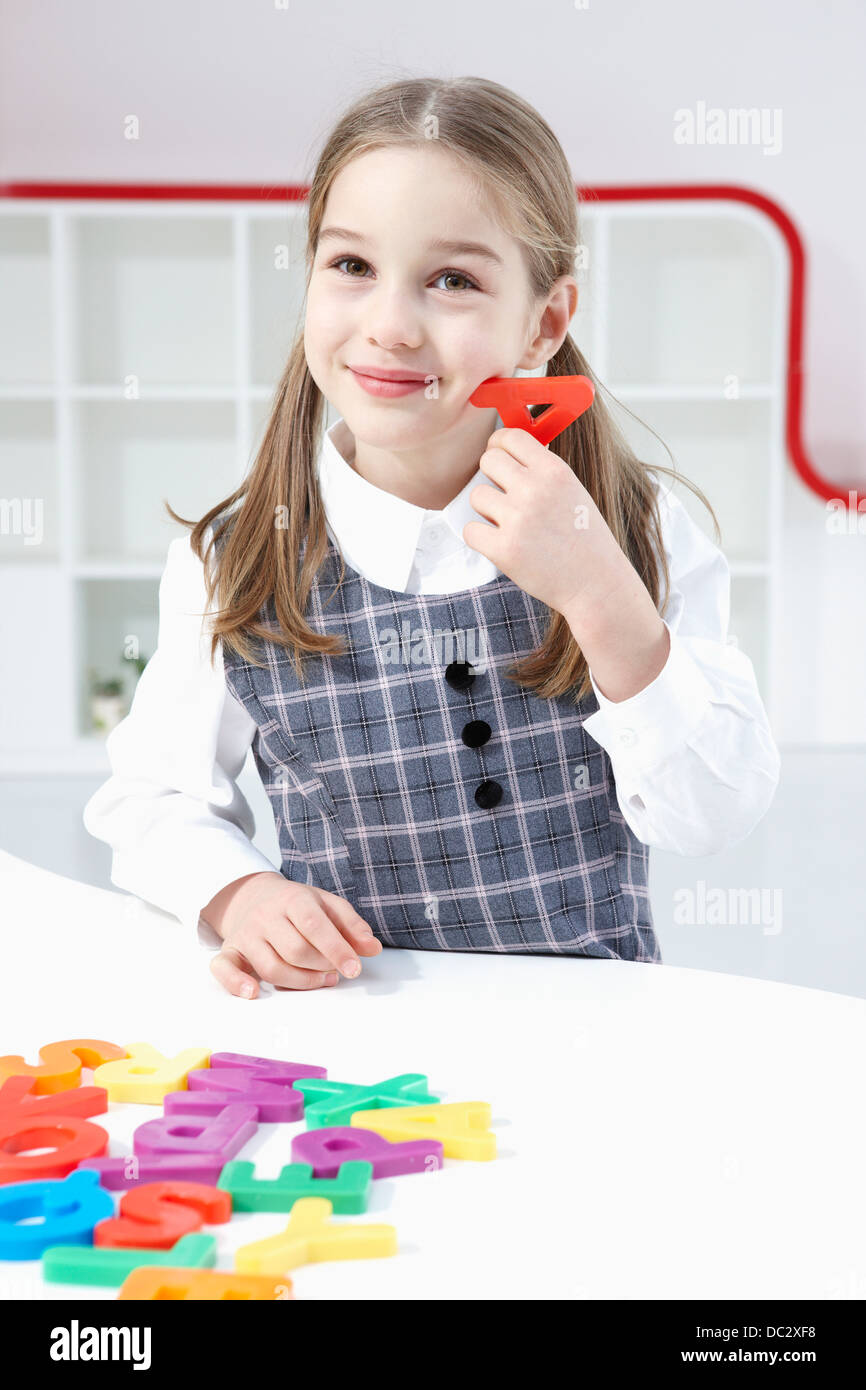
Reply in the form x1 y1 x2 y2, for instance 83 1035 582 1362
469 480 506 525
284 896 379 979
209 888 384 999
245 938 340 991
266 944 341 991
316 892 383 956
487 427 547 466
210 943 338 998
478 446 523 491
210 945 260 999
265 918 343 974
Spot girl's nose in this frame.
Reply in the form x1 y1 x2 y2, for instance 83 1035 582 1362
361 288 424 350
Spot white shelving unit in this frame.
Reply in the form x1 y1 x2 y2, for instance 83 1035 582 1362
574 201 786 724
0 193 787 774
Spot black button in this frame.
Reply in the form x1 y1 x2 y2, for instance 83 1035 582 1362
474 779 503 809
462 719 491 749
445 661 475 691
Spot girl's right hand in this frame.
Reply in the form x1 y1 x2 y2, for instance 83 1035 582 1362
203 871 382 999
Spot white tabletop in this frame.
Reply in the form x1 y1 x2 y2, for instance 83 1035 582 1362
1 848 864 1302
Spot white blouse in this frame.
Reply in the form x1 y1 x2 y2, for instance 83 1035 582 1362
83 416 781 934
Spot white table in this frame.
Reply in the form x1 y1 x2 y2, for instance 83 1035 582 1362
1 849 864 1302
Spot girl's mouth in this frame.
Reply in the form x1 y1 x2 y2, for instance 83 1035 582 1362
348 367 429 398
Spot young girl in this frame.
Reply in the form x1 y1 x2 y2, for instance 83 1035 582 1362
83 75 780 998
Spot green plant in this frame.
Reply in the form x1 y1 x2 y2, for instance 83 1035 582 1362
123 649 149 678
89 671 124 698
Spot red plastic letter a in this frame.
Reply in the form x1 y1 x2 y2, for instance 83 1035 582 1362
469 374 595 445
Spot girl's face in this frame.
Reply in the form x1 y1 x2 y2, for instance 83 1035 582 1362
304 143 559 459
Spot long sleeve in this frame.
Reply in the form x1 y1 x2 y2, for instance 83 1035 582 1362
82 527 280 931
580 476 781 856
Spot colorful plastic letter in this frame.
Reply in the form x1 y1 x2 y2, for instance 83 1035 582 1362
218 1159 373 1214
91 1043 211 1104
235 1197 396 1274
118 1267 293 1300
0 1074 108 1121
0 1040 126 1095
469 374 595 445
351 1101 497 1160
292 1125 443 1178
294 1073 439 1129
93 1180 231 1249
0 1113 108 1184
209 1051 327 1083
0 1170 114 1259
81 1153 226 1189
43 1233 215 1287
132 1103 258 1164
166 1068 304 1122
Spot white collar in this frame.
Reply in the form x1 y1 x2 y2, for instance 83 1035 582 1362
317 416 494 592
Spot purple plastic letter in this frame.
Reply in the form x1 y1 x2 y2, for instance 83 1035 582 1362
209 1051 327 1083
79 1153 226 1189
165 1069 303 1122
133 1102 258 1161
292 1125 443 1178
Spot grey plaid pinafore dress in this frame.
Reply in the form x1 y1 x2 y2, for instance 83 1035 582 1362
216 528 661 963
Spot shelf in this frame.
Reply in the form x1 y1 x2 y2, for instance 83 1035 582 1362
73 562 168 579
606 395 776 567
729 574 771 699
70 216 236 386
68 385 241 401
0 742 111 777
0 385 57 401
571 214 597 360
0 190 789 769
606 215 776 387
249 212 308 390
0 400 59 558
74 399 238 564
76 577 159 737
0 215 53 386
609 383 775 400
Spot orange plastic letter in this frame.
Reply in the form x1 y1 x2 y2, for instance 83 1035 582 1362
0 1040 127 1095
118 1267 293 1300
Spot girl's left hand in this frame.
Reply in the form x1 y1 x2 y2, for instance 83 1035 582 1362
463 427 634 626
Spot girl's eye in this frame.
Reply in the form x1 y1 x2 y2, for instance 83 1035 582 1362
328 257 479 293
433 269 479 293
331 256 369 279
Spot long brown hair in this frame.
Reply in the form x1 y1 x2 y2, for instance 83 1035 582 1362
167 75 719 703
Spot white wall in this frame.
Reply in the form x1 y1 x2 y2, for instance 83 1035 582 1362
1 0 863 742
